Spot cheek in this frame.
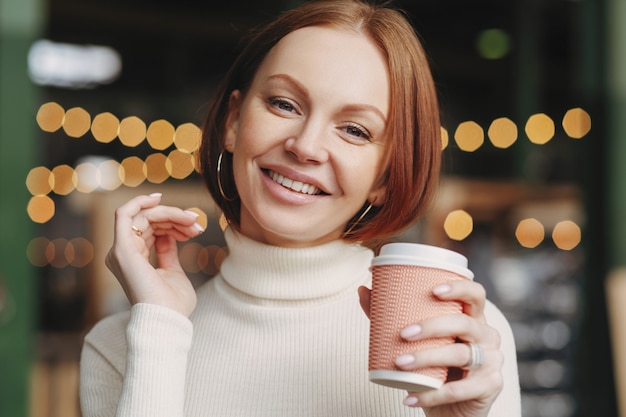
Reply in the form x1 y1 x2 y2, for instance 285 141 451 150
338 152 384 194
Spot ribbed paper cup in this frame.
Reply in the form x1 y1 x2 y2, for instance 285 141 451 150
368 243 474 392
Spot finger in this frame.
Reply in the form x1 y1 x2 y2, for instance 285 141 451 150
154 234 185 273
405 366 503 409
152 225 203 244
358 286 371 319
140 207 205 239
431 279 486 319
114 193 163 239
395 342 500 372
151 215 205 239
400 314 501 346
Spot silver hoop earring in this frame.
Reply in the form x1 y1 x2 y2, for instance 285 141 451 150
217 150 237 201
343 201 374 238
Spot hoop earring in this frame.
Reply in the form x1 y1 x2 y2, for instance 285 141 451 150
217 150 237 201
343 201 374 238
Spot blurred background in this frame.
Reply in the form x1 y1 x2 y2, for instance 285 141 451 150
1 0 625 416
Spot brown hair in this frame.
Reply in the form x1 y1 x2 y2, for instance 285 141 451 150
199 0 441 248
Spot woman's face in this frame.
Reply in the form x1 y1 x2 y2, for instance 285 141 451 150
225 25 390 247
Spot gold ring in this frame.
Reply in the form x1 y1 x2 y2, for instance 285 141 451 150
131 225 143 237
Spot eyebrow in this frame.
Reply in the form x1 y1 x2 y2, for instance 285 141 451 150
266 73 387 124
266 74 310 98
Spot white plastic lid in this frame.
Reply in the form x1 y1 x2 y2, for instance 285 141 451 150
372 243 473 279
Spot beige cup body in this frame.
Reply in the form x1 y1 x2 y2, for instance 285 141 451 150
368 244 472 392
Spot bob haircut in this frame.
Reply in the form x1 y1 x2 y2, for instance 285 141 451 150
199 0 441 248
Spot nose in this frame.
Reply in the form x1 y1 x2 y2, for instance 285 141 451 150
284 118 330 164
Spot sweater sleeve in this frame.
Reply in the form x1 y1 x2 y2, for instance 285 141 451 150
80 303 193 417
484 300 521 416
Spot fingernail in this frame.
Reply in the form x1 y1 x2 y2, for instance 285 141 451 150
193 222 205 232
395 354 416 367
403 396 419 407
149 193 162 198
184 210 200 217
400 324 422 339
433 284 451 295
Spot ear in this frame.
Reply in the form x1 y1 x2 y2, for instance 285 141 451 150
224 90 242 151
368 184 387 207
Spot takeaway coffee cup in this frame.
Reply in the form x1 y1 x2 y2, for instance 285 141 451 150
368 242 474 392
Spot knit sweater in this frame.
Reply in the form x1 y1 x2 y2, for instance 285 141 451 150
80 227 521 417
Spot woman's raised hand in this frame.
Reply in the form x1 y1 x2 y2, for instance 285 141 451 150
105 193 206 317
358 280 503 417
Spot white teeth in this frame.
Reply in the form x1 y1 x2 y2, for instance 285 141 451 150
269 170 320 195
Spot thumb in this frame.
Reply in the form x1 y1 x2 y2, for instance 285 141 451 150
154 235 184 272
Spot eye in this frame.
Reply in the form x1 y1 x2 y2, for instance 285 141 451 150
343 123 371 142
268 97 298 114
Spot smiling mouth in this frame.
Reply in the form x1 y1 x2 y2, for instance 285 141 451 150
265 169 325 195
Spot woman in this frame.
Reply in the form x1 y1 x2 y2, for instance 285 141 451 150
80 1 521 416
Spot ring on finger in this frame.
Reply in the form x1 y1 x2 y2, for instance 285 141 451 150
131 225 143 237
463 342 484 370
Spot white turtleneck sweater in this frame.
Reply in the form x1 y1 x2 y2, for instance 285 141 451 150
80 228 520 417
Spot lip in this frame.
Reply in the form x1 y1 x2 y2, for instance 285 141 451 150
260 165 330 203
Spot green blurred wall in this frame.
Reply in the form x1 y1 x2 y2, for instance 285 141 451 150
0 0 43 416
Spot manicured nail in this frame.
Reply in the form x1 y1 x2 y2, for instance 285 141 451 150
433 284 451 295
193 222 205 232
184 210 200 217
149 193 162 198
403 396 419 407
395 354 416 367
400 324 422 339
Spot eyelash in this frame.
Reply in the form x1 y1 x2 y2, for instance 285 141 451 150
268 97 297 113
267 96 372 142
344 123 371 141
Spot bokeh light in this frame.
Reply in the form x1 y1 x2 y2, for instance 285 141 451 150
68 237 94 267
27 195 55 223
180 242 204 273
147 119 175 150
515 218 545 248
526 113 555 145
562 108 591 139
26 236 95 268
48 238 69 268
145 153 169 184
455 121 484 152
174 123 202 153
36 102 65 133
97 159 123 191
185 207 208 230
552 220 581 250
476 28 511 60
119 156 147 187
62 107 91 138
198 245 227 275
27 237 51 267
443 209 473 241
488 117 518 149
219 213 229 231
167 150 196 180
75 162 99 193
441 126 449 150
91 112 120 143
118 116 146 147
26 166 53 196
51 164 77 195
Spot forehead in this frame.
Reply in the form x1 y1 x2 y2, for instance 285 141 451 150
252 25 390 115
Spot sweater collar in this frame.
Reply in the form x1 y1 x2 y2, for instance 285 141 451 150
219 227 374 300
